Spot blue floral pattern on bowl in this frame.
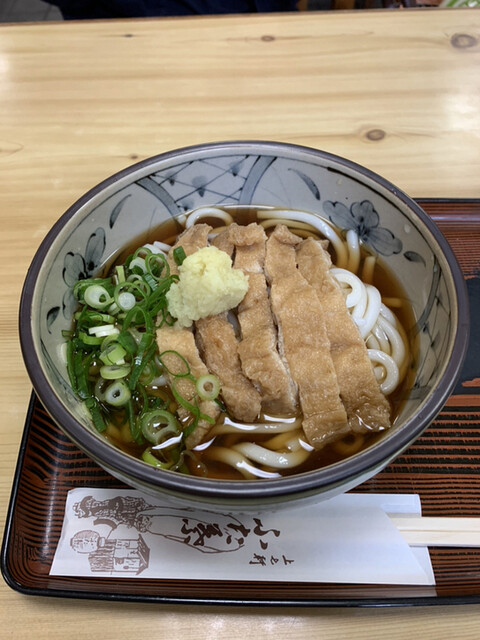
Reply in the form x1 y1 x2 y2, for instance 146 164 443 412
323 200 403 257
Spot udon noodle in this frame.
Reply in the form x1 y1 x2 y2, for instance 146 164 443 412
66 205 413 480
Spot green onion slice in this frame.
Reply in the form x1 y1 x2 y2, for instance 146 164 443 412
88 324 119 337
173 246 187 266
117 291 136 311
94 376 109 402
145 252 170 280
73 278 112 302
142 448 173 469
126 399 142 444
78 331 104 346
117 330 138 355
114 281 148 307
158 350 191 378
115 265 126 283
104 380 131 406
100 343 127 365
128 339 156 391
129 256 147 273
100 364 131 380
126 273 151 295
75 311 116 325
195 374 220 401
139 361 157 385
101 332 122 350
171 378 215 434
73 351 93 399
83 284 113 309
140 409 180 445
84 396 107 432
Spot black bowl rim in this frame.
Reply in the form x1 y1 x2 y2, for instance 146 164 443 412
19 140 470 502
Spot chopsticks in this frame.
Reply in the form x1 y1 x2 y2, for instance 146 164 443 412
390 516 480 547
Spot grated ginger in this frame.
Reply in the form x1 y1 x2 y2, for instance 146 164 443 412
166 246 249 327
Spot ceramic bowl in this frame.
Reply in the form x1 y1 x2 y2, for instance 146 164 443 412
19 141 469 510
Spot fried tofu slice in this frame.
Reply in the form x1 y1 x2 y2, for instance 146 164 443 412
228 223 298 415
156 324 220 449
196 313 262 422
167 223 212 275
296 237 391 434
264 225 348 449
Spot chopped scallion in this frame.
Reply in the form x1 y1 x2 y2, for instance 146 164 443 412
196 374 221 401
88 324 118 337
104 380 131 407
142 448 173 469
65 234 223 461
84 284 113 309
173 246 187 266
100 343 127 365
100 364 131 380
129 256 146 273
140 409 179 445
115 265 126 283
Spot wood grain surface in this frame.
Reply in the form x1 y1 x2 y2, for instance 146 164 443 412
1 8 480 639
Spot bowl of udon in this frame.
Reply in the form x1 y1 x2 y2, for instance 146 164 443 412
19 141 469 510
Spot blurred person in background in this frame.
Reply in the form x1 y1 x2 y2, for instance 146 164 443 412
49 0 299 19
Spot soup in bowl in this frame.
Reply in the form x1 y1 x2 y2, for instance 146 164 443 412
19 141 469 510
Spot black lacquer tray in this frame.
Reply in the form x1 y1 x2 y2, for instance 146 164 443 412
2 199 480 606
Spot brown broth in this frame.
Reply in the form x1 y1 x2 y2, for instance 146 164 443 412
102 206 417 480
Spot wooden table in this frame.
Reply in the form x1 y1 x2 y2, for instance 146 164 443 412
1 7 480 638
